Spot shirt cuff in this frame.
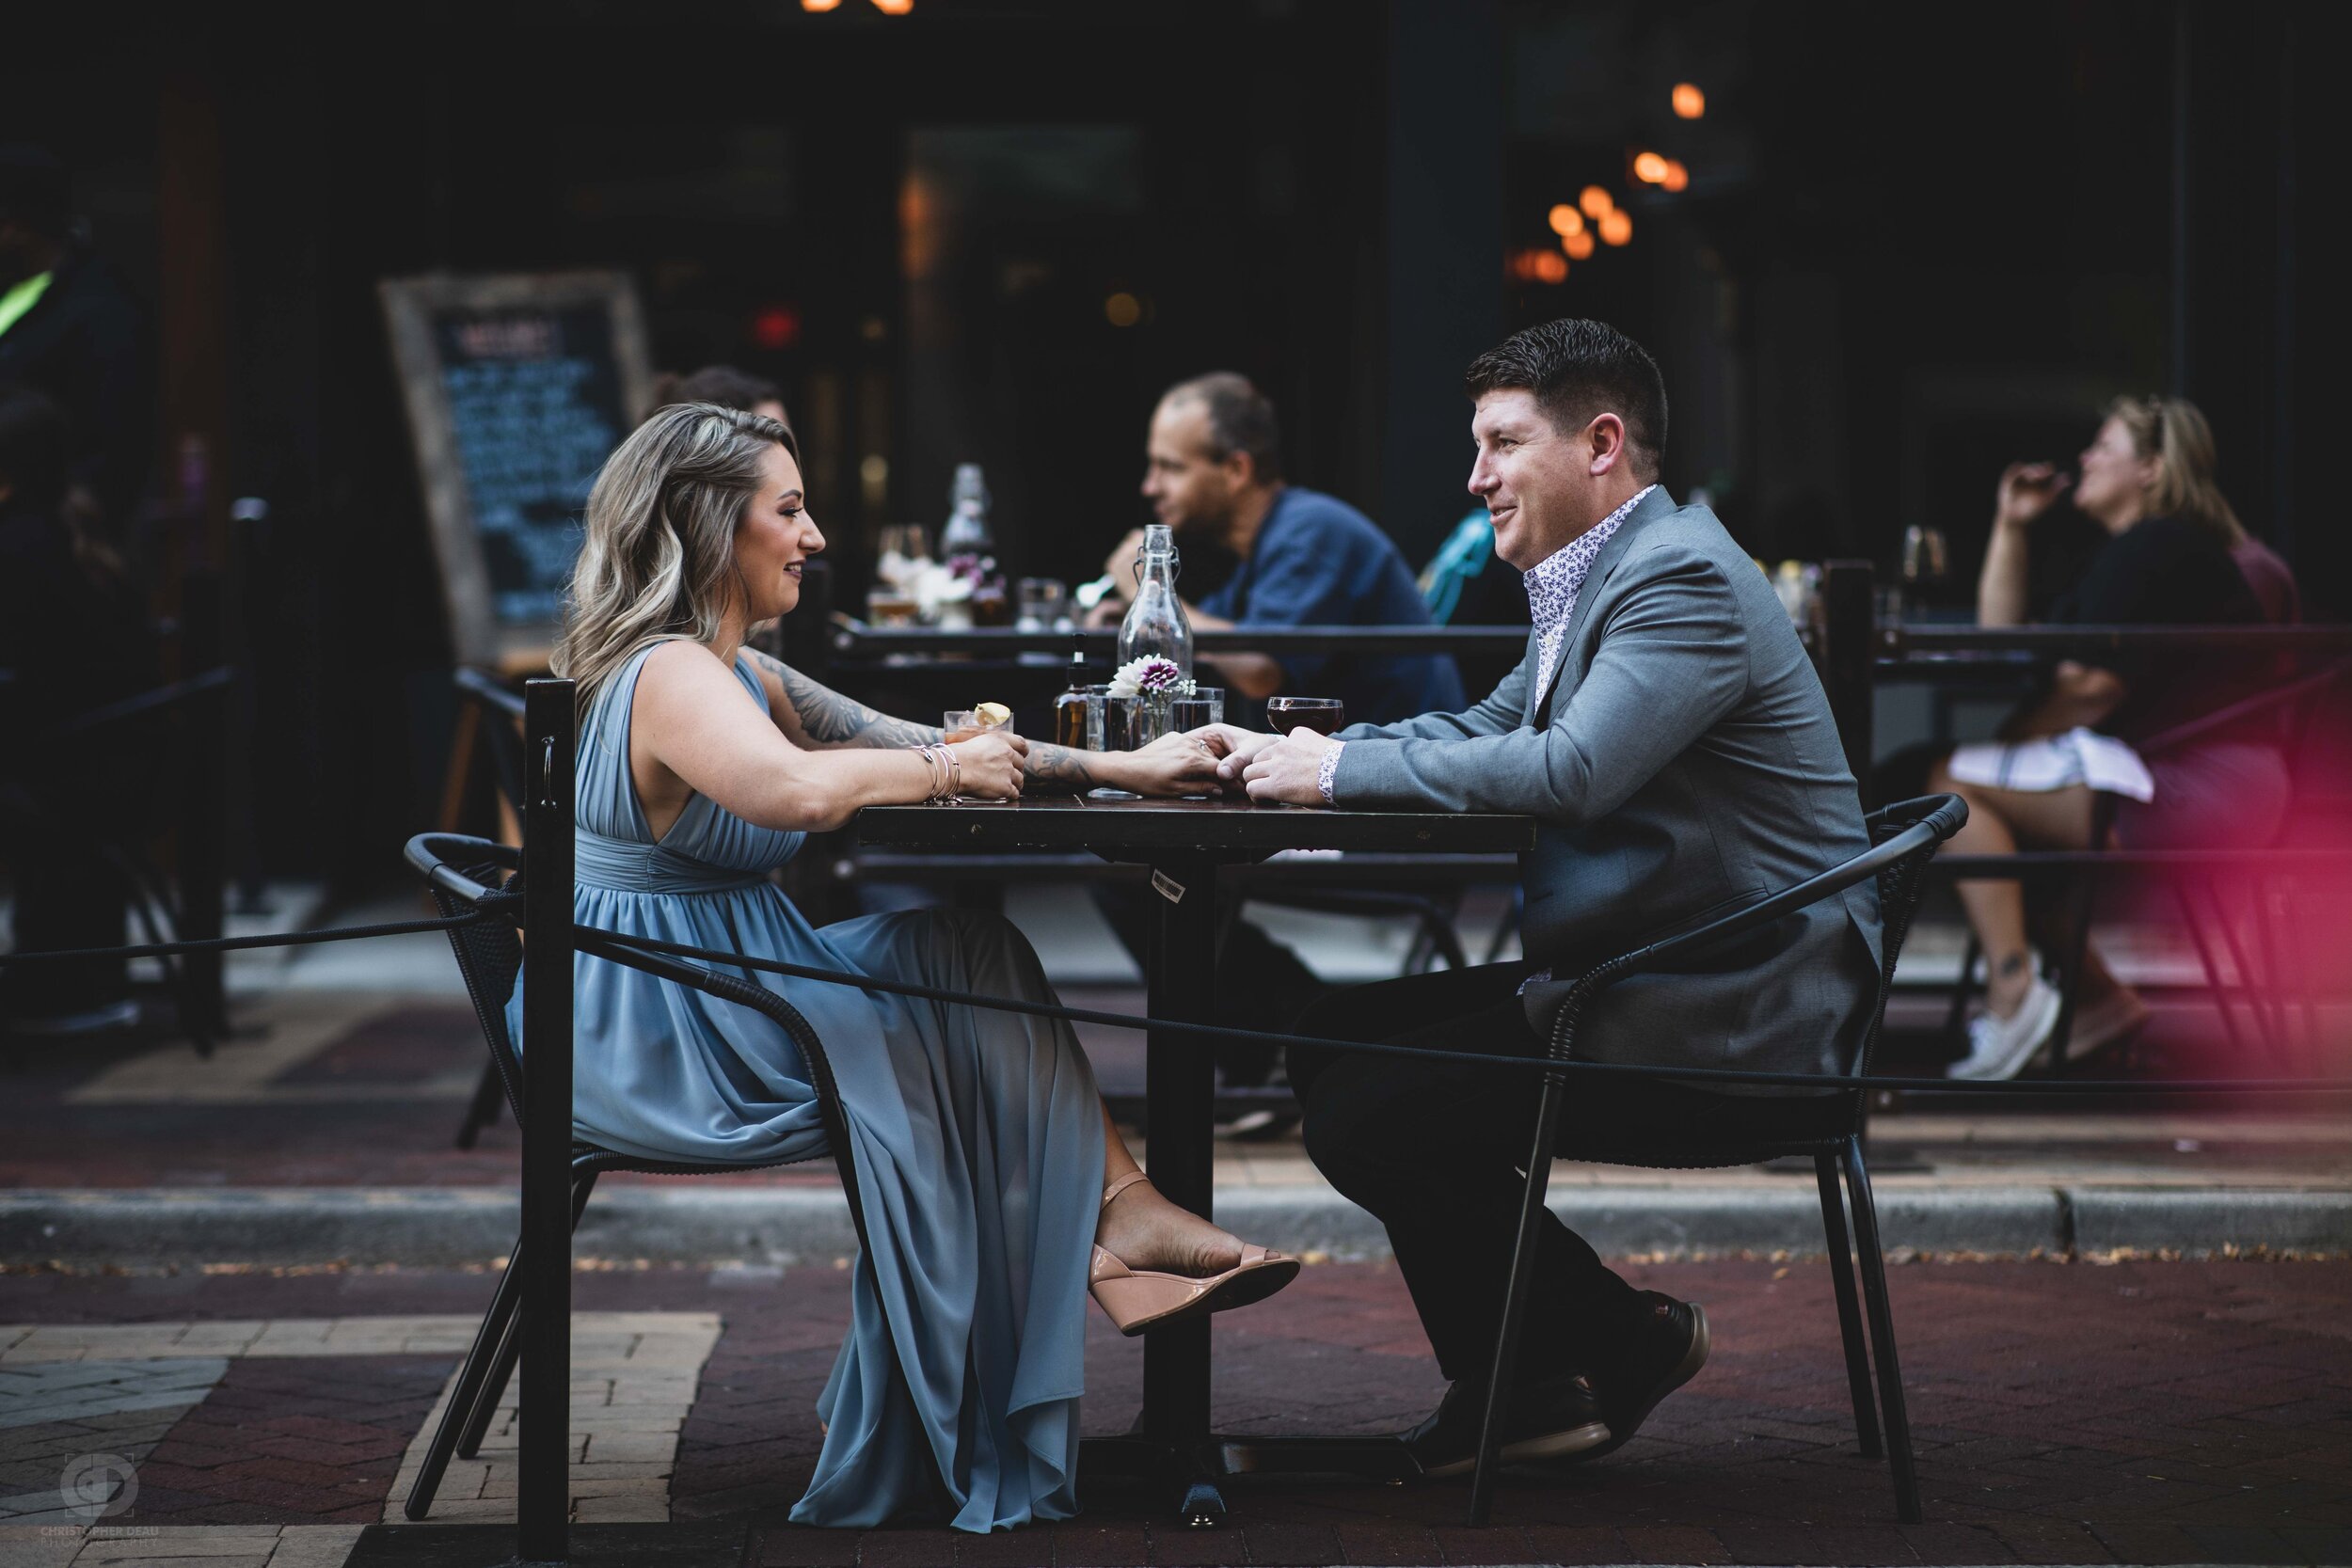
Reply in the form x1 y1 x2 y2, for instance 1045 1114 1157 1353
1315 739 1344 804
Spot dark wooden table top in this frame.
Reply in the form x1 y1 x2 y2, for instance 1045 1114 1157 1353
857 794 1537 855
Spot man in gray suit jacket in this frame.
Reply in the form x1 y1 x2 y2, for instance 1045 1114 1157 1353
1206 320 1882 1476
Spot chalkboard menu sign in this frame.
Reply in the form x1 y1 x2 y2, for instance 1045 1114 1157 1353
380 272 654 665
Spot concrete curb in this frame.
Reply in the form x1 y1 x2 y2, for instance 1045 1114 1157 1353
5 1184 2349 1270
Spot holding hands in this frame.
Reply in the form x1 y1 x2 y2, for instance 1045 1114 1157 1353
1195 723 1335 807
1119 730 1230 797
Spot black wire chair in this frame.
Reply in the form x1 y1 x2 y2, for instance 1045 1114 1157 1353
447 668 529 1148
1 666 234 1051
1940 655 2352 1076
400 832 915 1521
1468 794 1969 1528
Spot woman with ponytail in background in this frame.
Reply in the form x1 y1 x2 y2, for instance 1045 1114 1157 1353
1929 396 2292 1079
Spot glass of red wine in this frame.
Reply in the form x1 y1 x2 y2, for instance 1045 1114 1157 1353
1264 696 1344 736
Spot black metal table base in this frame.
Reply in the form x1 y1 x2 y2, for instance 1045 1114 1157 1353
1080 1433 1421 1525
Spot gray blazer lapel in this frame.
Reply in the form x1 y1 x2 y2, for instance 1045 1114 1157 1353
1530 487 1677 728
1516 625 1546 726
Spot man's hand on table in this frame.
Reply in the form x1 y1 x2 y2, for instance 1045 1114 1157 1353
1192 724 1335 806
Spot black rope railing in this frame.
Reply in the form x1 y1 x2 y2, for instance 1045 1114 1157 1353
571 924 2352 1097
2 898 2345 1094
0 901 516 967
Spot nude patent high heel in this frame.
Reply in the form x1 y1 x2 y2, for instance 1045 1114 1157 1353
1088 1170 1301 1337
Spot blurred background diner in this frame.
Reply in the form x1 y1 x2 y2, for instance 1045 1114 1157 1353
0 0 2340 1093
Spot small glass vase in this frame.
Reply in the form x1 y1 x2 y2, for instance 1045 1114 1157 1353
1087 693 1142 800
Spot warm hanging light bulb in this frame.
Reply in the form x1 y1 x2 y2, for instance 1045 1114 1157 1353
1632 151 1670 184
870 0 913 12
1673 82 1706 119
1598 209 1632 246
1578 185 1613 220
1563 230 1596 260
1547 203 1586 237
1661 159 1690 192
803 0 843 8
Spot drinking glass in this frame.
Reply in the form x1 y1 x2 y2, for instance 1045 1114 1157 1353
1901 526 1948 587
1265 696 1344 736
970 584 1012 627
866 587 918 627
1057 685 1105 751
1017 578 1070 631
1169 686 1225 732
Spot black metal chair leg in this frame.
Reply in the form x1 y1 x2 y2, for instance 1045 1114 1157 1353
1813 1152 1883 1458
453 1060 505 1149
1467 1069 1572 1527
2204 875 2284 1062
454 1284 527 1461
1481 888 1522 967
2042 872 2097 1076
456 1166 599 1460
404 1227 530 1519
1942 931 1979 1052
2256 874 2312 1069
2169 877 2246 1053
1426 903 1470 974
1842 1136 1922 1524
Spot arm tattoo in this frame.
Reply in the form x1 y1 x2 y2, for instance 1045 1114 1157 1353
1021 743 1097 794
746 649 1099 790
748 650 942 750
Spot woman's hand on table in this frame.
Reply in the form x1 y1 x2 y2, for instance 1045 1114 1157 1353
948 729 1028 800
1240 728 1336 807
1118 731 1228 798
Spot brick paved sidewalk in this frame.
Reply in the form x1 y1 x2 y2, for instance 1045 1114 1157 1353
3 1258 2347 1566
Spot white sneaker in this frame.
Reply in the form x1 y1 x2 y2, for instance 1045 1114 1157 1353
1950 969 2063 1081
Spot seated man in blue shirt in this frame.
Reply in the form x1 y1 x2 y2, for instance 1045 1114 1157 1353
1095 372 1465 723
1093 374 1465 1118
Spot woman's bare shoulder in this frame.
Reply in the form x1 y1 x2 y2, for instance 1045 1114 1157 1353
636 637 731 685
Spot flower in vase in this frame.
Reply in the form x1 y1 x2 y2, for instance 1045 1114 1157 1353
1108 656 1184 699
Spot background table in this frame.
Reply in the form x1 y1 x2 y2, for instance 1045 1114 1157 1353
858 795 1538 1520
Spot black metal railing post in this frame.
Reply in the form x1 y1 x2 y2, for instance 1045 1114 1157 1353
1820 560 1877 809
176 565 229 1041
518 679 577 1563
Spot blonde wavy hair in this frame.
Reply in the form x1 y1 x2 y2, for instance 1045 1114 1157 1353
2106 395 2244 546
553 402 799 710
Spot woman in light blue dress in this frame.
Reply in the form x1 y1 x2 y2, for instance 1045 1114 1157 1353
512 404 1298 1532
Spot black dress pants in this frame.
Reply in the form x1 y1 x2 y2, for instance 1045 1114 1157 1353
1290 962 1652 1387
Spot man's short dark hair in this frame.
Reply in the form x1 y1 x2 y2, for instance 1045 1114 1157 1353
1463 319 1667 480
1162 372 1283 486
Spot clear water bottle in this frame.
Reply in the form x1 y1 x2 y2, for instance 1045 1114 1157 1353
1117 522 1193 679
940 462 993 555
